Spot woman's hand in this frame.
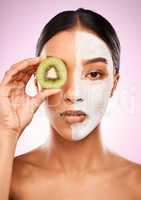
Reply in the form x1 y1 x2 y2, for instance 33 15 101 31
0 57 61 140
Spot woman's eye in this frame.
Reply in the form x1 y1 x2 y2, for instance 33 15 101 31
86 71 103 80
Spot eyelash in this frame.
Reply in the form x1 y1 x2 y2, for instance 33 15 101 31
85 71 104 80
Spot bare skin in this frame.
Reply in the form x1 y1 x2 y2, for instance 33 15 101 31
0 25 141 200
10 127 141 200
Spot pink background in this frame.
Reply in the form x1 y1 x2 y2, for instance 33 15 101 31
0 0 141 163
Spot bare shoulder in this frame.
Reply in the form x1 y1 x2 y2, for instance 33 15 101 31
109 149 141 175
126 161 141 185
10 146 45 199
108 150 141 194
124 161 141 196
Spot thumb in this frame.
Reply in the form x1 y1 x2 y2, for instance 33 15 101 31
31 88 61 113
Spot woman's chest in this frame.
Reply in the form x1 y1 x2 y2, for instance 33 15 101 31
13 176 140 200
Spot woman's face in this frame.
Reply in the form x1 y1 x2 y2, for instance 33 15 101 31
36 28 119 141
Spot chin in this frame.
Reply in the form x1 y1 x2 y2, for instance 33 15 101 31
51 124 87 142
55 128 91 142
50 118 101 142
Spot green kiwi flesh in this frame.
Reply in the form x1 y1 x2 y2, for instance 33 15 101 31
35 57 67 89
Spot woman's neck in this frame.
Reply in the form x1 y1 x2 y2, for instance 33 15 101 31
40 124 113 175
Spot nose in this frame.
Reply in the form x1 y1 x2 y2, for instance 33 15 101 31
63 90 84 104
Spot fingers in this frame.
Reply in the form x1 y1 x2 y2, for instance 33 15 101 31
1 57 43 85
31 88 62 113
9 65 38 88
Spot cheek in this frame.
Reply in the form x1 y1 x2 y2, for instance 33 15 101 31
46 92 63 108
80 79 112 112
90 84 110 111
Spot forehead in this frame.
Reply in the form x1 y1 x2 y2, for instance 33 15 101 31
40 29 112 64
40 30 75 58
75 31 111 60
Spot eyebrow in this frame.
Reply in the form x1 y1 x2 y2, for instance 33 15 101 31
82 57 108 65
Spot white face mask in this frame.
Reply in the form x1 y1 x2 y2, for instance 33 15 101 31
69 31 114 140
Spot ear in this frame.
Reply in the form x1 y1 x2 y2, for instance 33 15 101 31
110 70 120 97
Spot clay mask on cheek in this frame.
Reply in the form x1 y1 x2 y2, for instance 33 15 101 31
70 31 114 140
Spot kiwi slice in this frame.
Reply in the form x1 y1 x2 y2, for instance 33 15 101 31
35 56 67 89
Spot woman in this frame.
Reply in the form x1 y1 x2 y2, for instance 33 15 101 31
0 8 141 200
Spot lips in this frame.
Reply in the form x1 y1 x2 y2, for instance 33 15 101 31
60 110 87 124
60 110 87 116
